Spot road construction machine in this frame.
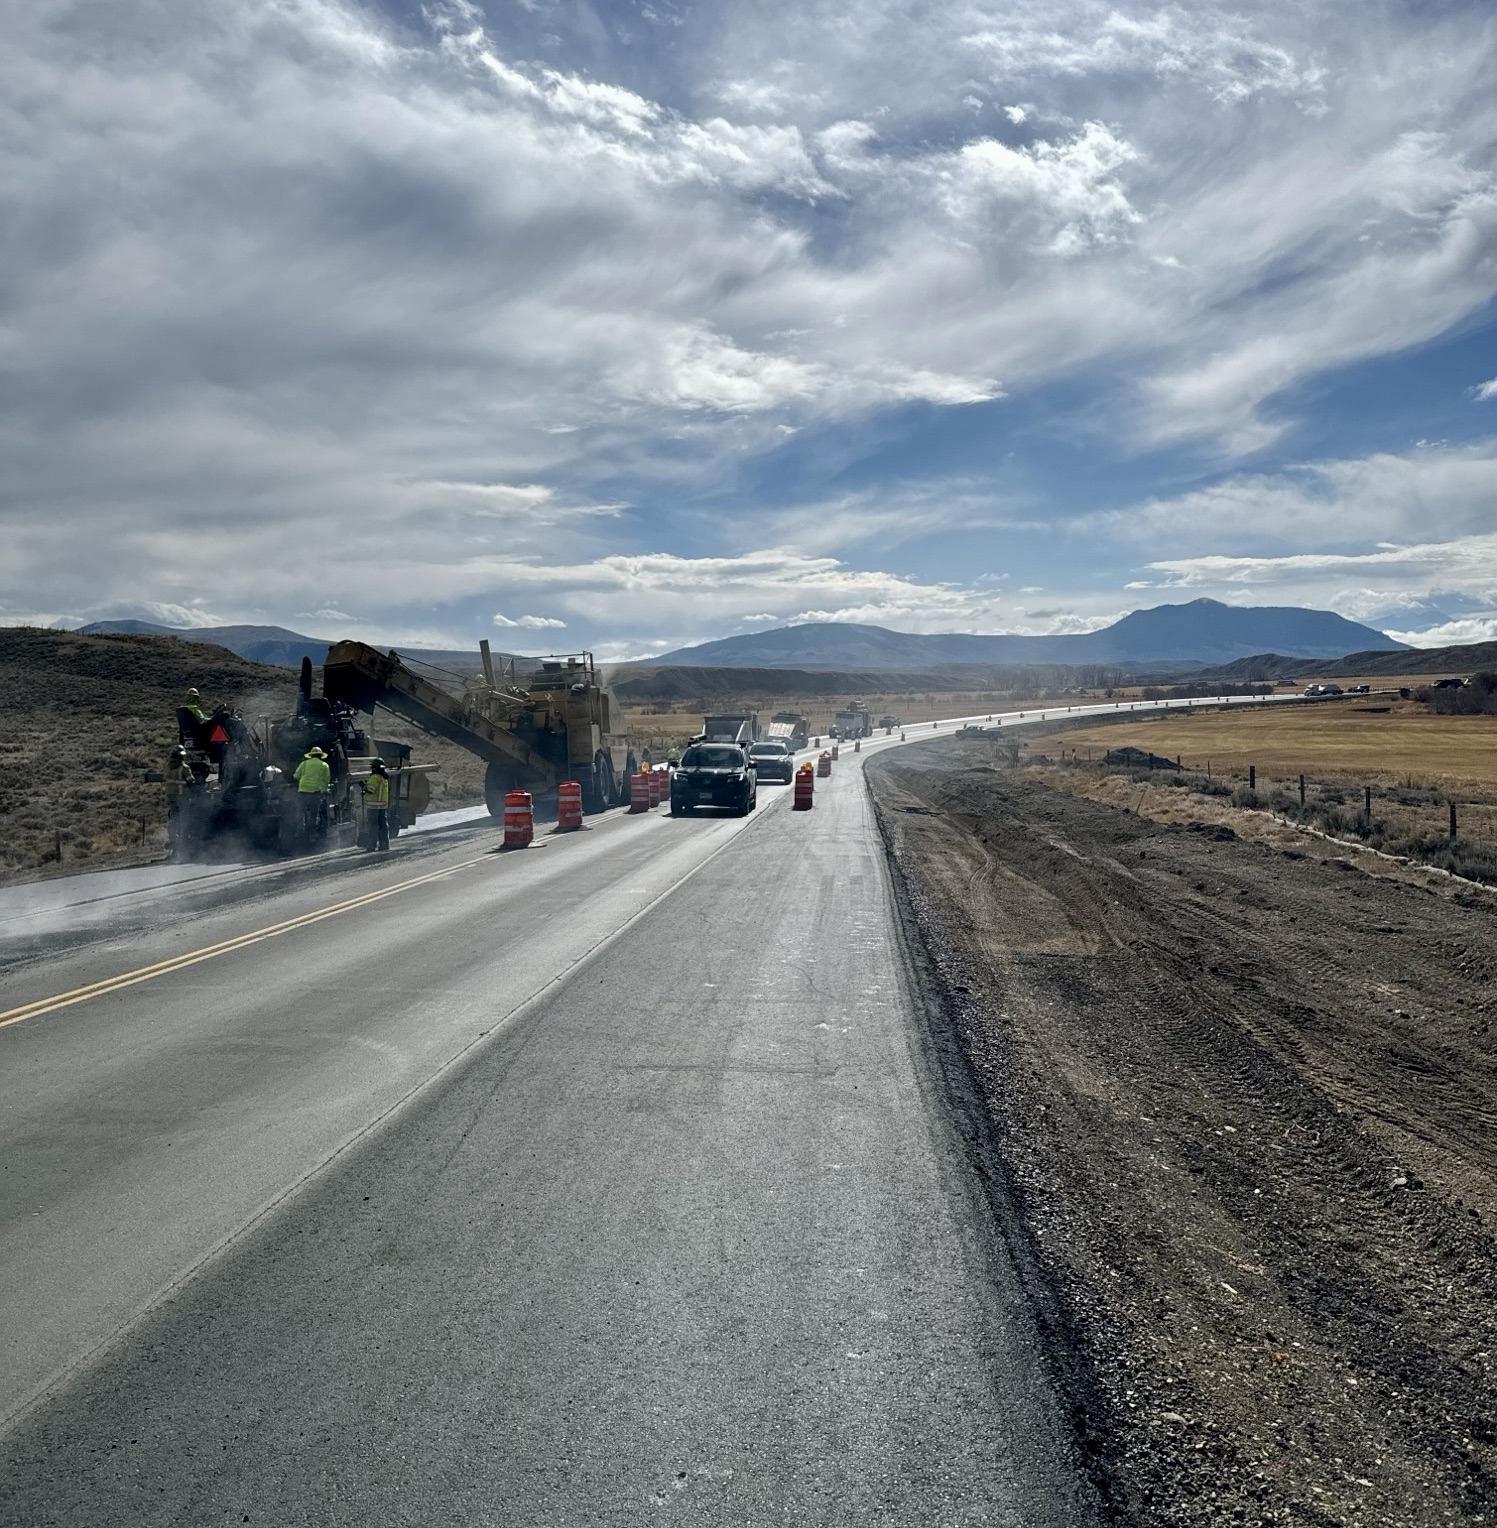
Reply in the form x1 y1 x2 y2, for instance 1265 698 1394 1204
167 658 430 859
321 641 636 819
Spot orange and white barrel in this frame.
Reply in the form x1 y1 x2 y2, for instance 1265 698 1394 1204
831 743 839 761
556 780 583 831
503 789 534 848
793 762 815 810
629 772 651 813
817 751 832 778
648 767 665 807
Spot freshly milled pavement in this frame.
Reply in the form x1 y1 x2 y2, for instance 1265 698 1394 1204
1 717 1212 1522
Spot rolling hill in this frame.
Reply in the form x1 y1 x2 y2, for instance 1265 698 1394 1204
77 620 501 677
651 599 1405 669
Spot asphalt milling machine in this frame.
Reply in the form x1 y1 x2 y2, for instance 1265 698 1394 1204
164 641 636 861
167 657 431 861
321 640 637 820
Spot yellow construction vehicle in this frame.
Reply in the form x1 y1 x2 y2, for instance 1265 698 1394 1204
322 641 636 817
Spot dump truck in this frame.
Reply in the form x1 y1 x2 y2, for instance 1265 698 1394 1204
699 712 759 748
166 658 430 859
831 702 872 739
321 640 636 818
765 711 810 748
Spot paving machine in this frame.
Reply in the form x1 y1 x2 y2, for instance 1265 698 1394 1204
321 640 636 818
168 659 430 859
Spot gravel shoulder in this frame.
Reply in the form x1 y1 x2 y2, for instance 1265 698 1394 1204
867 742 1497 1527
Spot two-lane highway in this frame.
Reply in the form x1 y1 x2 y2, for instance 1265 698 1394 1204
0 695 1286 1521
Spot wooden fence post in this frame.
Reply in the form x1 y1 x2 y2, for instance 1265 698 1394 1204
1450 801 1458 841
1299 774 1306 807
1249 765 1256 790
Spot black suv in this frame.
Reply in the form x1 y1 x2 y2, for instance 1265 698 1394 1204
670 743 757 817
747 739 794 783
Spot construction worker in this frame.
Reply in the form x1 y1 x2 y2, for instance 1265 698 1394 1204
164 746 196 857
666 746 679 769
362 758 391 852
183 688 209 723
293 745 331 840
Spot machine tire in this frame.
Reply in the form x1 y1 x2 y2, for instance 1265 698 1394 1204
582 750 615 815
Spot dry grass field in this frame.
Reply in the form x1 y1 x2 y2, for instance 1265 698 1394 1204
1049 693 1497 790
618 685 1141 752
1015 691 1497 885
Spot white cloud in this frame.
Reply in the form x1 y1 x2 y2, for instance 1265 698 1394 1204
936 122 1141 253
1475 379 1497 402
76 601 227 630
1386 615 1497 649
4 0 1497 648
493 613 567 629
1097 442 1497 556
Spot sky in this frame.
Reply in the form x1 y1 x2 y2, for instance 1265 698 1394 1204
3 0 1497 660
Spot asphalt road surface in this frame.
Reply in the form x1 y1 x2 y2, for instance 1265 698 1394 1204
0 698 1287 1524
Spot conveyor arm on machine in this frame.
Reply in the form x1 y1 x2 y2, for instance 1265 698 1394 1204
322 641 551 787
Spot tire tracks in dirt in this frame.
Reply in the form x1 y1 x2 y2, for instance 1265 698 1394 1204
869 745 1497 1527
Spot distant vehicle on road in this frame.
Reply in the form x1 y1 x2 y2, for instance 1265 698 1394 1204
670 743 758 817
832 702 872 739
765 711 810 748
748 739 795 783
698 712 758 748
1301 684 1344 698
878 714 899 732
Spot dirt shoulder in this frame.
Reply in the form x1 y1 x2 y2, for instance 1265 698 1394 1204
868 742 1497 1527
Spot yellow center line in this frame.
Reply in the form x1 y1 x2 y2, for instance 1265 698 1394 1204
0 856 488 1031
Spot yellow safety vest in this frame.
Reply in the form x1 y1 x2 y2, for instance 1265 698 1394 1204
364 773 390 809
294 757 331 793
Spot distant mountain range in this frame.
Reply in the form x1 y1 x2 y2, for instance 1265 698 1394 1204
76 620 495 677
651 600 1405 669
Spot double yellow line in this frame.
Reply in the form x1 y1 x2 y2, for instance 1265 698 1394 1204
0 856 486 1031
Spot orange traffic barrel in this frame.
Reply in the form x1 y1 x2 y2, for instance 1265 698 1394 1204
831 743 839 761
648 767 665 807
503 789 534 848
794 762 815 810
556 779 583 831
854 738 861 753
817 751 832 778
629 771 651 813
